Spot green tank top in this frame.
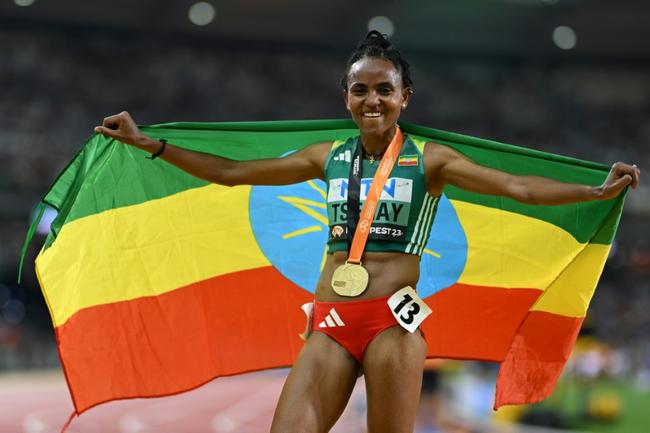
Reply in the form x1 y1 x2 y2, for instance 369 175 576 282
324 134 439 256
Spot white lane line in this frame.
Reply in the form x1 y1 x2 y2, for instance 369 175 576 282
22 414 47 433
22 405 75 433
117 378 282 432
118 414 147 433
118 400 200 433
210 381 281 432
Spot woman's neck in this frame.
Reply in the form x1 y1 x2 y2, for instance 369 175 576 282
359 126 396 156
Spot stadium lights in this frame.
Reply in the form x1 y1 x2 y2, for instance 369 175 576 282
367 16 395 37
188 2 216 26
553 26 577 50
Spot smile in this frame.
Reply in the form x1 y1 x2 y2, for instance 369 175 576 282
362 112 382 118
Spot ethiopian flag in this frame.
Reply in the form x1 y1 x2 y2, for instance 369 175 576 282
25 119 625 414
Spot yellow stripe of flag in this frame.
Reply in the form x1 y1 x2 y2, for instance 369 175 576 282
36 184 269 327
37 186 608 328
530 243 609 317
454 201 607 303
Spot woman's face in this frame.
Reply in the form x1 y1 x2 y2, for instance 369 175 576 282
344 56 411 136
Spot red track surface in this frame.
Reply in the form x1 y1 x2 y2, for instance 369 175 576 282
0 369 367 433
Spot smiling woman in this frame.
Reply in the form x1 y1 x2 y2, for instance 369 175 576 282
92 31 640 433
341 31 413 156
344 56 411 148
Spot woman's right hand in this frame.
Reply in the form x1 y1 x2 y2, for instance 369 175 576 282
94 111 155 150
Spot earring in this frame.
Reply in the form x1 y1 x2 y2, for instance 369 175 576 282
401 104 407 109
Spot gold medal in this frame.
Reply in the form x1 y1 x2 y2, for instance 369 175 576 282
331 262 369 297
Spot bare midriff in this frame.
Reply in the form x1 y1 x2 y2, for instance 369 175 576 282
315 251 420 301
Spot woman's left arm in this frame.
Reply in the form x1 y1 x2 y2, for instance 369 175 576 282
424 142 641 205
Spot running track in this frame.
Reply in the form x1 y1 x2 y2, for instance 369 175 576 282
0 369 367 433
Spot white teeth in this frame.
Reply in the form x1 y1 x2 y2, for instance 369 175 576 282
363 112 381 118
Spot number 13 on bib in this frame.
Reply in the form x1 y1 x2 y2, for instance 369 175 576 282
387 286 432 333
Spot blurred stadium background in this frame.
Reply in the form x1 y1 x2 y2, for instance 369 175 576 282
1 0 649 432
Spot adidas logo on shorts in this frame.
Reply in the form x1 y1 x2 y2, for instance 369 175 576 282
318 308 346 328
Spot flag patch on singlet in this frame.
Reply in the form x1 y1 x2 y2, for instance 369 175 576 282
398 155 418 166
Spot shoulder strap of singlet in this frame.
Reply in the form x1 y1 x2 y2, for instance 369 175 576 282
408 135 428 155
331 138 347 151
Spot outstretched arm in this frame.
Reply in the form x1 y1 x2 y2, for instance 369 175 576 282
424 142 641 205
95 111 331 186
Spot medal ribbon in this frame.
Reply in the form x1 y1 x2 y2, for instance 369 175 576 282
346 127 404 264
346 138 363 252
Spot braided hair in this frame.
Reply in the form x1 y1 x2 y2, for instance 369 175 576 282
340 30 413 91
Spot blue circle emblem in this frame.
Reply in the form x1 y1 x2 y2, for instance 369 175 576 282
249 181 467 298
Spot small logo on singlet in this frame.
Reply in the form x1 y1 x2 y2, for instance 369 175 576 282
331 225 345 238
332 150 351 162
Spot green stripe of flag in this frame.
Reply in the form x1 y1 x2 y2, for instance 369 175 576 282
38 119 621 252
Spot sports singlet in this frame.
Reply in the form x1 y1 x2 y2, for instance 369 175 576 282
324 134 439 256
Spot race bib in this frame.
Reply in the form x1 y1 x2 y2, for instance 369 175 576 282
387 287 432 333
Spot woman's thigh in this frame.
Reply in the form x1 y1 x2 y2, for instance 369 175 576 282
270 332 361 433
363 326 427 433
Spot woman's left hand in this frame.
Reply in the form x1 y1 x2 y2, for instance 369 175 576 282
598 162 641 200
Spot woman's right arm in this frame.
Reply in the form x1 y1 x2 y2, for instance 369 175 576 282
95 111 331 186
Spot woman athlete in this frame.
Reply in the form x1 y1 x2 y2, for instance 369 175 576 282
95 32 640 433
